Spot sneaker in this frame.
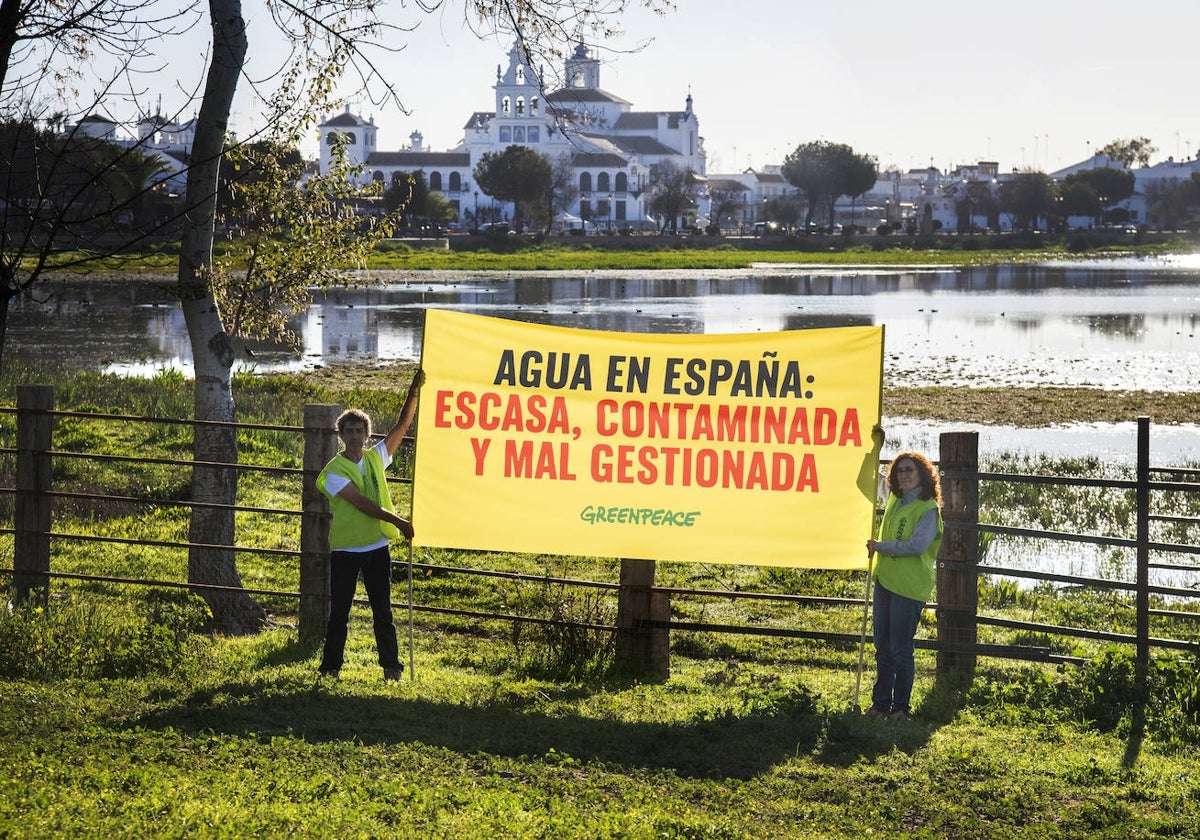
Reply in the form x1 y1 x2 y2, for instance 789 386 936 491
865 706 889 717
887 708 909 721
383 667 403 682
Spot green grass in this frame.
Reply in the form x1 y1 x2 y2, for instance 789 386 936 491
1 603 1199 838
3 367 1200 837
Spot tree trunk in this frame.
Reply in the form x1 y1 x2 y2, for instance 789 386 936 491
178 0 264 634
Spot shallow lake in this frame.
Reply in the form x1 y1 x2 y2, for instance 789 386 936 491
12 254 1200 468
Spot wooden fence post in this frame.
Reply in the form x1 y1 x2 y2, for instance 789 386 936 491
299 404 340 644
615 558 669 680
936 431 979 675
14 385 54 605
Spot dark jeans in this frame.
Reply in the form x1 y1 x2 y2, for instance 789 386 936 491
320 545 400 672
871 581 925 714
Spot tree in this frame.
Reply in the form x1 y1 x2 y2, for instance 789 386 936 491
645 160 697 233
382 171 455 233
952 180 999 233
218 141 305 225
1142 172 1200 230
761 192 805 232
0 1 197 373
0 0 197 100
111 147 175 230
1058 179 1097 225
1098 137 1157 169
706 179 748 233
473 144 552 231
211 138 396 352
545 153 578 232
997 171 1060 231
175 1 257 632
780 140 877 228
383 170 431 230
1060 167 1135 225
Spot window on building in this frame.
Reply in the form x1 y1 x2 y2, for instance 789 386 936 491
513 126 526 142
616 200 627 221
615 172 628 192
516 97 525 116
346 132 356 144
516 65 525 84
449 172 461 191
372 171 384 182
326 131 340 146
502 96 510 115
597 172 610 192
531 97 539 116
579 172 592 192
499 126 512 142
527 126 539 143
429 171 442 191
572 70 584 87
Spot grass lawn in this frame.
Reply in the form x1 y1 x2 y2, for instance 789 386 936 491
2 618 1198 839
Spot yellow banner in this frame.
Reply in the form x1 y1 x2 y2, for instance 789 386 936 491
412 310 883 569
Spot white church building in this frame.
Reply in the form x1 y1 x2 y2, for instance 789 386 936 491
317 41 706 229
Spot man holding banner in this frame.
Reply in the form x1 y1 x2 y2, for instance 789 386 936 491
317 371 422 681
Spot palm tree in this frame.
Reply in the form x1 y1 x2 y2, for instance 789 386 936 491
110 149 172 230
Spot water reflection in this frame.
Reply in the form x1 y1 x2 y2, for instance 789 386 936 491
11 259 1200 396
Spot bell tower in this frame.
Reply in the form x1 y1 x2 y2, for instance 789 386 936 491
564 41 600 90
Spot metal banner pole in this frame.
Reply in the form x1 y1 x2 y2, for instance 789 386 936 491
407 542 415 680
854 556 873 710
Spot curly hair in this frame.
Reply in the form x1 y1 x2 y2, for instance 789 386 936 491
886 451 942 505
335 408 372 436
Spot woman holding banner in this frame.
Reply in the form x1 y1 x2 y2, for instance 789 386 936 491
865 451 943 720
317 371 422 681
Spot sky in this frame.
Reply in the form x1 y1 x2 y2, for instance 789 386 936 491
112 0 1200 175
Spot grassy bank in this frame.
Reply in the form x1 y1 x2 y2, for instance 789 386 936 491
883 385 1200 426
42 231 1198 277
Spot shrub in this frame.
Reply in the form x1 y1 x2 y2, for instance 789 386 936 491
506 581 616 682
1071 646 1200 744
0 591 210 680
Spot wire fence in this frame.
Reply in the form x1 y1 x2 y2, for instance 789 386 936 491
3 389 1198 674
